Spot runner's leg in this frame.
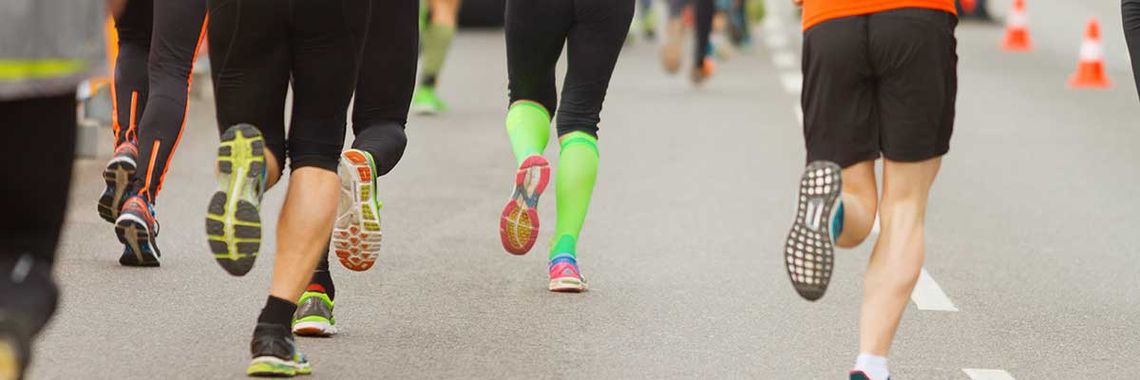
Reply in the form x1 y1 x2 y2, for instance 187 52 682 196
499 0 572 255
0 94 73 377
1123 0 1140 99
413 0 462 114
544 0 634 292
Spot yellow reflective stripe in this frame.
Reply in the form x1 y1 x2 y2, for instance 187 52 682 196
0 59 88 80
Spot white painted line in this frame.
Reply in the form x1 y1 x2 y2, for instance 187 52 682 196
963 369 1016 380
773 51 797 69
780 72 802 95
765 33 789 49
910 268 958 311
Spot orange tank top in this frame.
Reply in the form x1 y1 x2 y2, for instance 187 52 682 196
802 0 957 30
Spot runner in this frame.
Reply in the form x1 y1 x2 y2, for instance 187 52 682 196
782 1 958 379
292 0 419 338
101 0 209 267
0 1 107 377
498 0 634 292
412 0 461 115
659 0 717 83
204 0 370 375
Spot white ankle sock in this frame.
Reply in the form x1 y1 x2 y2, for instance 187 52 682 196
854 353 889 380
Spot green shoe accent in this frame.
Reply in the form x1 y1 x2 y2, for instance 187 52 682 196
551 132 598 260
505 101 551 165
292 291 337 336
206 124 267 277
412 86 448 114
247 354 311 377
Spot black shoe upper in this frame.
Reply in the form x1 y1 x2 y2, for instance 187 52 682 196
250 323 296 361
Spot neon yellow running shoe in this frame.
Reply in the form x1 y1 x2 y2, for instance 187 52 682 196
206 124 267 277
412 86 447 115
292 290 337 337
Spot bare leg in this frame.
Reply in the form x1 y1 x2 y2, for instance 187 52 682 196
837 160 877 248
267 167 340 302
858 157 941 355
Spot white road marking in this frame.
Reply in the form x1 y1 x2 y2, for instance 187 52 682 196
910 268 958 311
766 33 789 49
773 51 797 69
963 369 1016 380
780 72 802 95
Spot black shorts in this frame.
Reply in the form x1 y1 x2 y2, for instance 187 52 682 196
802 8 958 168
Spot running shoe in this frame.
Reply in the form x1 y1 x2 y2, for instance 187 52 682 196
499 155 551 255
115 195 161 267
548 254 587 292
331 149 382 272
292 288 337 337
850 371 888 380
783 161 843 301
661 18 684 74
247 323 311 377
691 57 717 85
98 142 138 223
411 86 447 115
206 124 266 277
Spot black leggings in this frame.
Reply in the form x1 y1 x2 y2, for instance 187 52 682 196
1124 0 1140 100
351 0 419 176
208 0 370 174
505 0 635 137
0 94 71 334
115 0 209 204
112 0 154 147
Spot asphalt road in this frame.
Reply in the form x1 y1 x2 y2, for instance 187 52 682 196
28 1 1140 378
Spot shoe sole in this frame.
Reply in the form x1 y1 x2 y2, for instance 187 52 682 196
499 156 551 255
206 124 265 277
784 161 842 301
247 356 311 377
98 156 136 223
115 212 160 267
332 150 382 272
549 277 588 293
292 320 337 337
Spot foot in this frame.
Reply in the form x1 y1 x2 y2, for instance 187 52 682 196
411 86 447 115
548 254 587 292
783 161 843 301
206 124 267 276
690 58 717 85
661 19 684 74
292 290 337 337
331 150 382 272
499 155 551 255
115 195 161 267
98 142 138 223
247 323 311 377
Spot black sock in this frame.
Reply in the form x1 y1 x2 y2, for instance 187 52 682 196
351 120 407 176
308 251 336 300
256 296 296 327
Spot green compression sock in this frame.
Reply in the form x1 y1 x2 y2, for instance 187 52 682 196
421 22 456 83
505 101 550 164
551 132 599 260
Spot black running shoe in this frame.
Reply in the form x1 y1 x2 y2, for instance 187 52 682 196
783 161 843 301
850 370 889 380
247 323 311 377
116 195 161 267
98 142 138 223
206 124 266 276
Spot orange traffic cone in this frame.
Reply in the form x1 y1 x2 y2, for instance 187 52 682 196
1002 0 1032 51
1069 18 1111 89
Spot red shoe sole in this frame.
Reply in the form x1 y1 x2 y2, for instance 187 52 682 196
499 156 550 255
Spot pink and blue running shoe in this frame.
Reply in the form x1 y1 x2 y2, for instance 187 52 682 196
548 254 587 293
